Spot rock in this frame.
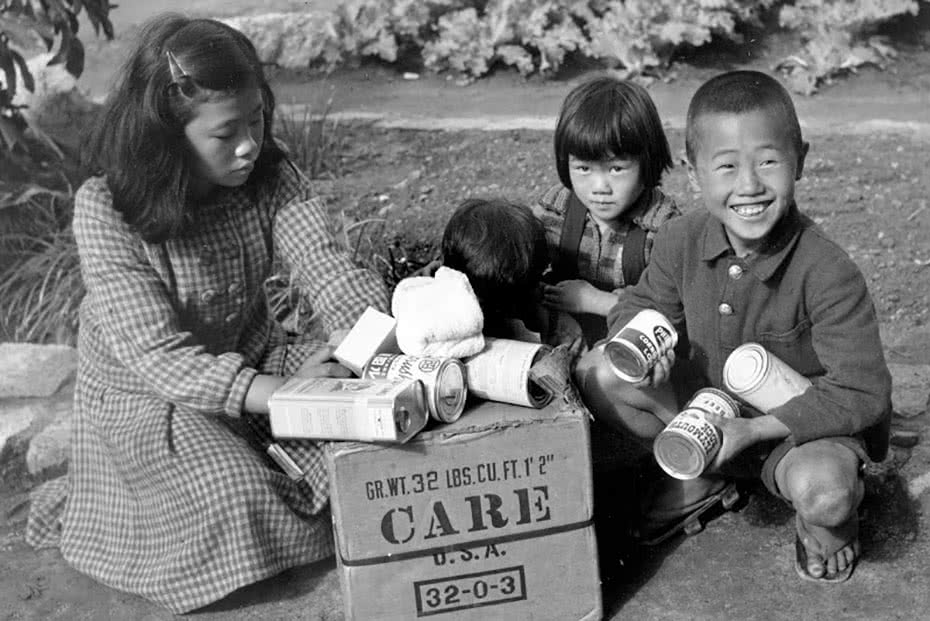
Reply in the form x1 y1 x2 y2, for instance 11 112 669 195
0 343 76 399
888 363 930 418
222 11 341 69
26 407 72 476
0 401 40 458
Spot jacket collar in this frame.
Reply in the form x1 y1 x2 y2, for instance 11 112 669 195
700 203 805 281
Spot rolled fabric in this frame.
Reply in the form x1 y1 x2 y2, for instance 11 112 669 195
391 266 485 358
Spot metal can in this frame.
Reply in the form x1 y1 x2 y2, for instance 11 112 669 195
603 309 678 382
653 388 740 480
722 343 812 413
268 376 428 443
363 353 467 423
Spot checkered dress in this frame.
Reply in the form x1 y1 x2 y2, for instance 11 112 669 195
25 162 389 613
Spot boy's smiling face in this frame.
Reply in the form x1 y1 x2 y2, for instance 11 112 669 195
688 109 809 256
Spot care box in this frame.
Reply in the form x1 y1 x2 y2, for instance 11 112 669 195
325 399 602 621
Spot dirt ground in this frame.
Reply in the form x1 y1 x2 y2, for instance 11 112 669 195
319 126 930 338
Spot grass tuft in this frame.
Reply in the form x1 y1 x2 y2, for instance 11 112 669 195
0 187 83 345
275 93 346 180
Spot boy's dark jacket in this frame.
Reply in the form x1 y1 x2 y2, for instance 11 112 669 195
606 204 892 461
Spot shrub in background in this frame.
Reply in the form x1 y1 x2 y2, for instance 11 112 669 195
274 0 925 93
775 0 921 94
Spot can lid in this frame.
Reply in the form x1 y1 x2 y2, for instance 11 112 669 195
723 343 768 395
654 431 705 480
436 362 467 422
604 340 648 383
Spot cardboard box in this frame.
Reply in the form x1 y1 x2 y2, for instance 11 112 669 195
325 399 602 621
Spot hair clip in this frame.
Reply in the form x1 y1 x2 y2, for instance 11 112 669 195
166 49 196 98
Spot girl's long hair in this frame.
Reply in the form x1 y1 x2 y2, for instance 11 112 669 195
82 14 285 243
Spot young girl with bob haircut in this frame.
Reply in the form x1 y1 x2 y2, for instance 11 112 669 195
533 75 680 347
26 14 389 613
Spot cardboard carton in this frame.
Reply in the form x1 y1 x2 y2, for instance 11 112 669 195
325 399 602 620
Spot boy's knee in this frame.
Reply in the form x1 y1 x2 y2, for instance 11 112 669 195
794 483 861 527
780 444 863 526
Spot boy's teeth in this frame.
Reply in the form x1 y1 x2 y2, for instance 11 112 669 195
733 204 765 217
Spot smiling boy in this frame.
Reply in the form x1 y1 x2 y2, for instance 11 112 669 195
574 70 892 582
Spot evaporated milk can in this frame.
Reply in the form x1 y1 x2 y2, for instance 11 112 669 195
654 388 741 480
723 343 812 413
363 353 467 423
604 309 678 382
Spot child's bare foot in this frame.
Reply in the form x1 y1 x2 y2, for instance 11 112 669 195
795 513 860 582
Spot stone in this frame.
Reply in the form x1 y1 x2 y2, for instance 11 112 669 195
0 401 40 458
25 409 72 476
0 343 76 399
888 363 930 418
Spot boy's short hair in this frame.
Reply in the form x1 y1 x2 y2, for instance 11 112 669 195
441 198 549 317
685 70 804 163
555 75 672 190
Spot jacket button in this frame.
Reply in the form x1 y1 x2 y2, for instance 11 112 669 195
718 303 733 315
201 289 217 303
728 265 743 280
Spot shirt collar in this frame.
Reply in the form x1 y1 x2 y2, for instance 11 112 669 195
700 203 805 281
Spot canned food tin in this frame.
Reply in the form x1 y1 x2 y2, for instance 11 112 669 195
268 376 428 443
722 343 812 413
604 309 678 382
363 353 467 423
653 388 741 480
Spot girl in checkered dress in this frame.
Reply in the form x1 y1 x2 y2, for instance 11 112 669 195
25 14 389 613
533 76 681 347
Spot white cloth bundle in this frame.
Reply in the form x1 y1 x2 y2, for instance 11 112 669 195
391 266 485 358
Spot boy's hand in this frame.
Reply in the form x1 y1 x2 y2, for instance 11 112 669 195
543 280 605 315
293 346 354 379
630 347 675 389
704 414 790 471
704 413 759 470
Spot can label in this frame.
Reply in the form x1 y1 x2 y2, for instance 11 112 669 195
685 387 740 419
604 310 678 382
723 343 812 413
364 353 467 423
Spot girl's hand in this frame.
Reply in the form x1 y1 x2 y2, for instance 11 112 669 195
543 280 597 314
293 346 354 379
630 348 675 389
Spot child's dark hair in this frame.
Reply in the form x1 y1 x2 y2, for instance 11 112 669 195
554 76 672 191
685 70 803 164
441 198 549 317
83 13 285 243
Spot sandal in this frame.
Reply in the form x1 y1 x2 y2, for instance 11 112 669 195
794 515 858 583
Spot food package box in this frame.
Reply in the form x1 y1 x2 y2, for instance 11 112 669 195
333 306 399 376
325 399 602 621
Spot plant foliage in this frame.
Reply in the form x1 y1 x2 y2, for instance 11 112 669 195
0 0 114 153
775 0 920 94
290 0 923 93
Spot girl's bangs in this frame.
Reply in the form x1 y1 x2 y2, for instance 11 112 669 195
564 108 644 161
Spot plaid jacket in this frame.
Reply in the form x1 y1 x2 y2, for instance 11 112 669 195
532 183 680 344
26 162 389 613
